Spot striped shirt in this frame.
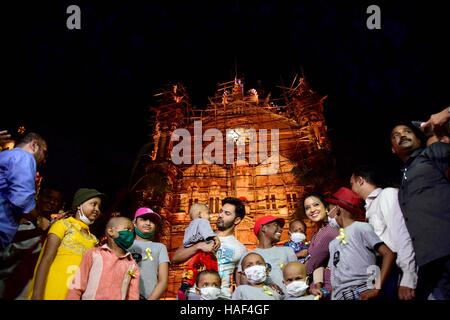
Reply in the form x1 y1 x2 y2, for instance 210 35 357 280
306 224 339 276
306 224 339 292
67 244 140 300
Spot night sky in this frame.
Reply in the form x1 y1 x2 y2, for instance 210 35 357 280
3 1 449 209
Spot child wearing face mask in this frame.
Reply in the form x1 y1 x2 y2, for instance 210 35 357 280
284 219 310 263
194 270 227 300
66 216 139 300
282 262 315 300
232 252 283 300
178 203 220 300
28 188 104 300
129 208 170 300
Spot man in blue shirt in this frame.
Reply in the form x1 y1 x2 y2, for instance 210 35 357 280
0 133 47 250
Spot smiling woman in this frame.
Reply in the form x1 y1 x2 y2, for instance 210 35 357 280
302 193 339 296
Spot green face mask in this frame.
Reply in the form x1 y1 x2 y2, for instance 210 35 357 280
134 227 155 239
114 230 135 250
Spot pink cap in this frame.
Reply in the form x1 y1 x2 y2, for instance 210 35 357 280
134 207 161 223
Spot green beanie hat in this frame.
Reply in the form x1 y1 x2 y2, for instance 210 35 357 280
71 188 106 212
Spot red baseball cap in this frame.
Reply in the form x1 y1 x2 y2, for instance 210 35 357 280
325 187 365 219
134 207 161 224
254 215 285 236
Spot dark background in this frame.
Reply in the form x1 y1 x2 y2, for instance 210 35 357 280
2 0 449 208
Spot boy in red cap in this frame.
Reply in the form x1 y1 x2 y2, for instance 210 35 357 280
325 187 396 300
238 215 297 291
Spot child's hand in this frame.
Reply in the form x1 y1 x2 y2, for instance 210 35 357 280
296 249 309 258
37 216 51 231
309 287 323 298
212 236 221 252
360 289 380 300
196 241 215 253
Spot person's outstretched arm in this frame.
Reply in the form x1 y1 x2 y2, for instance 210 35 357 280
172 241 215 264
379 189 417 300
422 107 450 134
31 234 61 299
13 217 51 242
360 243 396 300
8 152 37 217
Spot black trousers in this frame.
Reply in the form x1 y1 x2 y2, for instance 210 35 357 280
417 255 450 300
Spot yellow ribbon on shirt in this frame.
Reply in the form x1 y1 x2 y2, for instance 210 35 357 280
128 267 137 278
143 248 153 261
336 228 348 245
263 286 273 296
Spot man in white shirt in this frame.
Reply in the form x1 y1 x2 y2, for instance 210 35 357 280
172 197 247 299
350 165 417 300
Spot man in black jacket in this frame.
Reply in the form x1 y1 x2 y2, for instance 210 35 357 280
390 121 450 300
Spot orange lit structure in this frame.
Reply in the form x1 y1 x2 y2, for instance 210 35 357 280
130 76 333 298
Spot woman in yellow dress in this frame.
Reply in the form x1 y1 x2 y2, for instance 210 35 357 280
29 188 105 300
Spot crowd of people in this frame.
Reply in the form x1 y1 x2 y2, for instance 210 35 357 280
0 107 449 300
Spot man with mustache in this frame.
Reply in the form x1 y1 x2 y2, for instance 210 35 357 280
172 197 247 299
390 122 450 300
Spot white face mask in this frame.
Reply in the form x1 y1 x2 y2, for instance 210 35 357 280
78 206 93 225
290 232 306 243
199 287 221 300
327 207 339 228
286 280 309 297
244 265 267 284
328 217 340 229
